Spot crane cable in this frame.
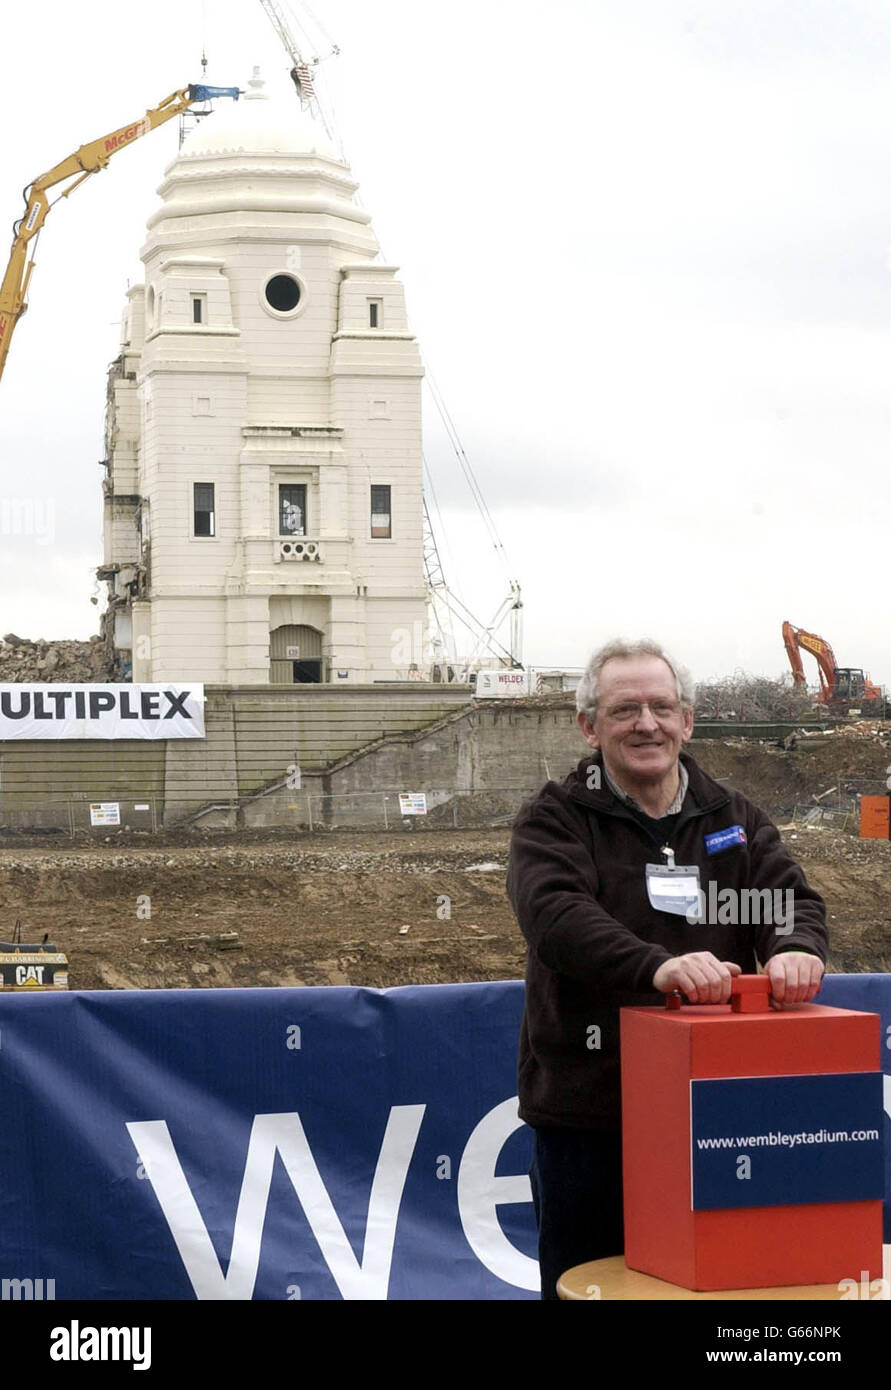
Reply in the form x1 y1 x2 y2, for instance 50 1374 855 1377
296 0 339 52
421 459 459 659
201 0 208 68
273 0 342 148
424 366 512 582
282 0 340 60
422 452 462 598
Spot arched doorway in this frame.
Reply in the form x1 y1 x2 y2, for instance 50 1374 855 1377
270 624 324 683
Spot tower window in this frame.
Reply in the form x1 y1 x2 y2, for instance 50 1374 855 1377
265 274 302 313
279 484 307 536
371 485 391 538
192 294 207 324
368 298 382 328
193 483 215 537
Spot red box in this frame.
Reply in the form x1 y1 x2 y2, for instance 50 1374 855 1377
860 795 890 840
621 979 883 1290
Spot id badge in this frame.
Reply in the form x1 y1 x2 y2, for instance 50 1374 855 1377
645 862 702 918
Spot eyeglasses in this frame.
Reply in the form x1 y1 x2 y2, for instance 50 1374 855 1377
604 700 683 724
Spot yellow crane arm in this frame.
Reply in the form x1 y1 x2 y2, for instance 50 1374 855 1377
0 84 238 384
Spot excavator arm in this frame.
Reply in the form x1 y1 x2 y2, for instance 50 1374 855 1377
0 84 239 384
782 621 807 687
782 622 838 703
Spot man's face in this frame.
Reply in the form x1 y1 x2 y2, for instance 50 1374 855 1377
576 655 694 787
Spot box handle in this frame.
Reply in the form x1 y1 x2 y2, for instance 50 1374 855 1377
664 973 771 1013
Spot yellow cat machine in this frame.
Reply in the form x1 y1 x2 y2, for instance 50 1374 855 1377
0 921 68 991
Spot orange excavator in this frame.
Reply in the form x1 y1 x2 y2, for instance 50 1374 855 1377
782 622 883 712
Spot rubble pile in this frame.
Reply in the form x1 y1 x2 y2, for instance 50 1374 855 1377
479 691 575 709
825 719 891 745
0 633 115 683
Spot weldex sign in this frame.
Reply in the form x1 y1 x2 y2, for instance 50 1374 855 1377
0 684 205 740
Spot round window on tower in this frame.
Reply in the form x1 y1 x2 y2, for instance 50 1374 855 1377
262 272 304 318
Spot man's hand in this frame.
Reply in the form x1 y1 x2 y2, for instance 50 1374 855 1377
765 950 824 1005
652 952 742 1004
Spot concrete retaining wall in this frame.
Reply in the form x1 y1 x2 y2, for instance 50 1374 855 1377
5 690 800 832
241 699 585 830
0 684 474 829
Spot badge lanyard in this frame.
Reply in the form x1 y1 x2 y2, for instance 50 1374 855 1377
645 844 702 918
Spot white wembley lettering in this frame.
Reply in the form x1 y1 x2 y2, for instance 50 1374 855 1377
127 1107 425 1300
456 1097 539 1291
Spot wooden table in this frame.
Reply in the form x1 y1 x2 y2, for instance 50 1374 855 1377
557 1255 851 1301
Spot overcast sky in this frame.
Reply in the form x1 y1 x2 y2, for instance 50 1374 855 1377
1 0 890 687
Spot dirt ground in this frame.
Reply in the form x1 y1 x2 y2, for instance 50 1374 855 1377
0 726 889 990
0 826 888 992
0 832 517 989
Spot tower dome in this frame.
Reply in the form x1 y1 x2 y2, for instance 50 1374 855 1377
179 67 341 163
144 66 371 244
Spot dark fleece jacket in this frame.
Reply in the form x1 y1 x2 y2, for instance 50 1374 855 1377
506 750 828 1131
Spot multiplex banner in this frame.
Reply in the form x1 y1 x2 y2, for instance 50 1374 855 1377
0 684 205 739
0 977 886 1300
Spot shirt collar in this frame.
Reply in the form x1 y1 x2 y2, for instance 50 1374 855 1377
603 762 688 816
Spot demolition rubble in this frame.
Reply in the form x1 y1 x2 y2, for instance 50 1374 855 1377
0 634 114 683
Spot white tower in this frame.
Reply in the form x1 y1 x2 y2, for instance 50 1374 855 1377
101 70 427 685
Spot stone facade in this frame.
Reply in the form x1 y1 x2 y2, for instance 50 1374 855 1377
100 71 427 685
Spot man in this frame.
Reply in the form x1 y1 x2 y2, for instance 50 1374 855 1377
506 638 828 1299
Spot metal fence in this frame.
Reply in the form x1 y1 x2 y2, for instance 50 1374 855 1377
238 785 541 833
788 772 891 835
289 787 540 832
0 787 540 836
791 804 852 832
0 798 159 837
3 776 886 838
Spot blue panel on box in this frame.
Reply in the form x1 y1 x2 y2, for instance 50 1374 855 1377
691 1072 885 1211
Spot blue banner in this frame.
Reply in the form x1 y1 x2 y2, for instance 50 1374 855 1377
0 983 536 1301
816 974 891 1242
0 974 888 1299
